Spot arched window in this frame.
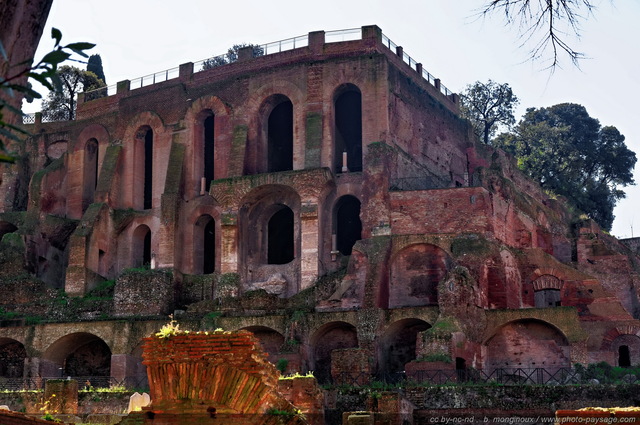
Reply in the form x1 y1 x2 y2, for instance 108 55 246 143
143 129 153 209
334 85 362 173
82 138 99 213
203 114 215 190
267 98 293 172
334 195 362 255
268 206 294 264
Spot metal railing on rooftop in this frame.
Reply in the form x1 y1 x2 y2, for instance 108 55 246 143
130 66 180 90
37 27 455 119
84 83 117 101
382 32 453 97
325 27 361 43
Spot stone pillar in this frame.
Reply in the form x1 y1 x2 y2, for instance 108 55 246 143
300 204 319 291
44 379 78 414
111 353 142 383
64 235 88 296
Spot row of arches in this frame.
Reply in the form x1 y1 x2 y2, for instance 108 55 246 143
127 194 362 274
2 320 638 383
73 85 362 213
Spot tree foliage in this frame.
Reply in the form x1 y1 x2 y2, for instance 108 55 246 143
41 65 104 121
479 0 597 69
494 103 636 230
460 80 519 144
201 43 264 70
0 28 95 162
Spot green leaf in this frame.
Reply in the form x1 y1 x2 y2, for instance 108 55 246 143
27 72 54 91
51 28 62 46
65 42 96 51
41 50 70 66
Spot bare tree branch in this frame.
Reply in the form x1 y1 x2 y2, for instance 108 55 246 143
479 0 597 70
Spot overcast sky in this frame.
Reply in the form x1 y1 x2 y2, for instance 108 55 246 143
27 0 640 238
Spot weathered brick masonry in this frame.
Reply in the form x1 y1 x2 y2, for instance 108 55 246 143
0 25 639 394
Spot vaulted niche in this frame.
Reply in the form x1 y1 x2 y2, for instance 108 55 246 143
535 289 561 307
334 195 362 256
268 206 294 264
203 114 215 190
82 138 98 213
334 84 362 173
379 319 431 378
310 321 358 384
238 185 301 294
0 339 26 378
264 95 293 173
133 224 151 268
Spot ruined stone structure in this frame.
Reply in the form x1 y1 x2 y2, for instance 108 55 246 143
1 26 640 390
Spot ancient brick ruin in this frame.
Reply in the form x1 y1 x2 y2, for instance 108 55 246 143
0 25 639 395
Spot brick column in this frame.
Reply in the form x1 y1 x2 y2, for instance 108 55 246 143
220 213 238 274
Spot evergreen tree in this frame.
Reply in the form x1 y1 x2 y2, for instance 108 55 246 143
86 54 106 84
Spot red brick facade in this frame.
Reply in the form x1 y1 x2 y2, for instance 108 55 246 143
0 26 639 391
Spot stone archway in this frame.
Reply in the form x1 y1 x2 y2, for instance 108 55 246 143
378 318 431 377
42 332 112 379
310 321 358 384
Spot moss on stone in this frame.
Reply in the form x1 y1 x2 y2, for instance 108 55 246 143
1 231 24 249
112 208 143 232
425 317 459 340
450 233 493 258
73 203 105 237
304 112 322 169
365 141 395 167
95 145 122 194
164 142 185 195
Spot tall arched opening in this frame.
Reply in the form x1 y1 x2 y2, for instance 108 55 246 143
132 225 152 268
334 84 362 173
333 195 362 256
194 215 216 274
82 138 99 213
268 206 294 265
203 113 215 190
264 95 293 173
